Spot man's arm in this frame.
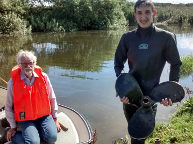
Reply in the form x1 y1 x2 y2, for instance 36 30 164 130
43 73 61 132
43 73 58 119
114 34 130 103
164 34 182 82
161 33 182 107
5 79 16 128
114 34 128 77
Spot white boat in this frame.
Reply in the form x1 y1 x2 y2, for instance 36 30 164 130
0 86 96 144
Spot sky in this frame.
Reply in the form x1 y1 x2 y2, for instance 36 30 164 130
130 0 193 4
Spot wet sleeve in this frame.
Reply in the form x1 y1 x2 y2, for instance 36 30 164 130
114 34 128 77
164 34 182 82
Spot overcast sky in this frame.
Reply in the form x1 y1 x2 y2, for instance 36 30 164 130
130 0 193 4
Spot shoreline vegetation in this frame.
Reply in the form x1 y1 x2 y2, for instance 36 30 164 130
0 0 193 35
115 97 193 144
115 56 193 144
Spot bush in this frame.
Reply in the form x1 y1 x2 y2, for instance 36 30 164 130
180 55 193 77
155 4 193 26
0 13 30 35
188 16 193 25
0 0 30 35
27 0 127 32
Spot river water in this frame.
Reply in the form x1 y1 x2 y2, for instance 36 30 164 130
0 26 193 144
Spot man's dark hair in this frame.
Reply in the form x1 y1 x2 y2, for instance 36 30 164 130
134 0 155 12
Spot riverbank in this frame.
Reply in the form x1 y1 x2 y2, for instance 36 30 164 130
180 55 193 77
147 96 193 144
115 96 193 144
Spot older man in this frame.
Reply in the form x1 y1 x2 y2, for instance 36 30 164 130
5 50 61 144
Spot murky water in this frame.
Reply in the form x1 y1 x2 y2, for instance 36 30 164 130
0 26 193 144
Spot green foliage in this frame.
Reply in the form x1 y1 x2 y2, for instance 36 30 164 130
156 10 171 22
120 0 135 25
155 4 193 26
146 97 193 144
0 13 30 35
27 0 127 32
180 55 193 77
76 0 93 30
0 0 27 15
175 97 193 116
188 16 193 25
28 8 65 32
0 0 30 35
114 137 129 144
90 0 126 29
2 0 193 33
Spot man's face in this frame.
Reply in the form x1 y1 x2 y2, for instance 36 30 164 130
19 56 35 78
134 5 155 29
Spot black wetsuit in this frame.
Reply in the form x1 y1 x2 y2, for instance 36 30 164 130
114 24 182 95
114 24 182 144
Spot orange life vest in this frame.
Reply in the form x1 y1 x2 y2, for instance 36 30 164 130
11 65 51 121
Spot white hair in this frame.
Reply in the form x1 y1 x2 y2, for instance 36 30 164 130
16 50 37 65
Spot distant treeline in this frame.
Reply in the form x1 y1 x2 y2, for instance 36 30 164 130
155 3 193 26
0 0 193 35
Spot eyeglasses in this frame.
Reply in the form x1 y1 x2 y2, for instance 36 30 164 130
20 62 34 66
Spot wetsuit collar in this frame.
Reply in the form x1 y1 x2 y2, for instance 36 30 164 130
136 23 154 39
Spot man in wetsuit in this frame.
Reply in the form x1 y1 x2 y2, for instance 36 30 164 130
114 0 182 144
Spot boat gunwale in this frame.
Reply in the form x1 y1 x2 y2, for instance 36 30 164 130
0 86 6 111
58 104 94 144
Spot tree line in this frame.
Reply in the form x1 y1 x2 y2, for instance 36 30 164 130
0 0 193 35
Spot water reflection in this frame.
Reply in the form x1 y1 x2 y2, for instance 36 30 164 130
177 33 193 56
31 31 123 73
0 35 32 86
0 26 193 143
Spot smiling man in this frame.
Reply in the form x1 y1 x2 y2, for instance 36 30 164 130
5 50 61 144
114 0 182 144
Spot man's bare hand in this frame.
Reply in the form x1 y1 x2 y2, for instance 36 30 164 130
7 128 16 141
54 119 61 132
120 96 130 104
160 98 173 106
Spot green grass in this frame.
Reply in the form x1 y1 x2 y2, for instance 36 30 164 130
180 55 193 77
115 97 193 144
146 97 193 144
